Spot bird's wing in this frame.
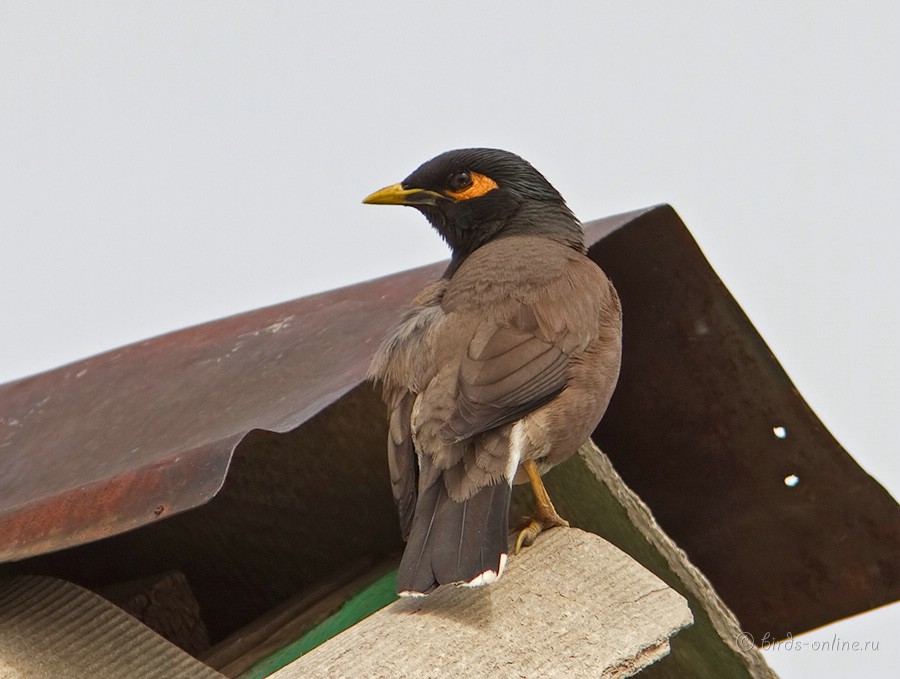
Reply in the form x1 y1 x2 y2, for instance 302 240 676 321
388 392 417 540
439 303 580 443
369 280 449 537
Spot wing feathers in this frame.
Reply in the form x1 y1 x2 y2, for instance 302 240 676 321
388 393 418 540
441 327 569 442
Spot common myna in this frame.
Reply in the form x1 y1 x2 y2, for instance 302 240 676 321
365 148 622 596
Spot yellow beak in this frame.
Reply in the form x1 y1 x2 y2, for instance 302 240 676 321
363 183 445 206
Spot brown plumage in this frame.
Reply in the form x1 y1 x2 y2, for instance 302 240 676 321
365 149 622 595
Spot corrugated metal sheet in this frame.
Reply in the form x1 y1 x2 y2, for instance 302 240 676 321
0 204 896 640
0 256 443 562
0 575 224 678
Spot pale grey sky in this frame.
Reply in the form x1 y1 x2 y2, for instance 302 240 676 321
1 3 897 675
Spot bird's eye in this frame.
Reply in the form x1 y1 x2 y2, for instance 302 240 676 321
448 172 472 191
445 170 499 201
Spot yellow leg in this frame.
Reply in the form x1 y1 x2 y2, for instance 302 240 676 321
515 460 569 554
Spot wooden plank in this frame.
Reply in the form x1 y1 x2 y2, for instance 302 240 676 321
274 528 693 679
513 440 778 678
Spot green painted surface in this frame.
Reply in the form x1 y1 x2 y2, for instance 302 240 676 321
240 570 399 679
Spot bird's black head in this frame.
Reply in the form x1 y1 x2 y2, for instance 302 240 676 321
364 148 584 274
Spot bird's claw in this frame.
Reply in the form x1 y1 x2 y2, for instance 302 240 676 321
514 512 569 554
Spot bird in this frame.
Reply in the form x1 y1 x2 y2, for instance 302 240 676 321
364 148 622 596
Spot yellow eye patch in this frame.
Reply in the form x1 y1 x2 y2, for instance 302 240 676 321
446 171 499 201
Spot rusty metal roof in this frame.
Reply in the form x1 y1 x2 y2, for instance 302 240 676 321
0 256 443 562
1 204 897 639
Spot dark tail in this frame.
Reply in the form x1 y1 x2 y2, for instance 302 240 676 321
397 469 511 596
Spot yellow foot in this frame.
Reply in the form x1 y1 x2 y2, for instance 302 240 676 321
515 509 569 554
514 459 569 554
